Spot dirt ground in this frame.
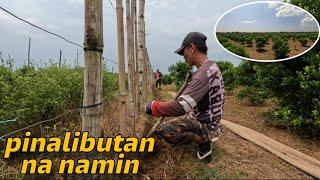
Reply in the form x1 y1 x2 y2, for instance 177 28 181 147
229 38 316 60
287 38 315 57
137 85 317 179
223 92 320 162
1 86 319 179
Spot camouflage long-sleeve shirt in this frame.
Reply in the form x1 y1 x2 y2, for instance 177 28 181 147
151 60 225 132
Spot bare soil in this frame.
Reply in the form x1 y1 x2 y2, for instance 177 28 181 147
230 39 275 60
223 92 320 161
287 38 315 57
1 86 319 179
139 86 318 179
229 38 316 60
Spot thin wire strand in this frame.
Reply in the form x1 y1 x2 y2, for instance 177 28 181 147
108 0 116 10
0 5 119 65
0 118 17 125
0 109 79 141
0 6 83 48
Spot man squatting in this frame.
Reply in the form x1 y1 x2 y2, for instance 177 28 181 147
145 32 225 160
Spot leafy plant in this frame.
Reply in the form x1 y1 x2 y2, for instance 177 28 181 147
272 37 290 59
298 38 308 47
255 36 268 50
162 74 173 85
0 58 118 138
215 61 238 91
222 42 250 58
168 61 191 90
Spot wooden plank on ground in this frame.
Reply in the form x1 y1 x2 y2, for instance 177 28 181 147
221 119 320 179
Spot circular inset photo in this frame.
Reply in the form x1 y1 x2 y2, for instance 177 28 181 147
214 1 320 62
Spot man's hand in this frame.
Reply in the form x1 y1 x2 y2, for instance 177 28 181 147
145 101 154 115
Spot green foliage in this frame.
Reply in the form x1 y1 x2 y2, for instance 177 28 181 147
238 36 246 45
217 34 228 44
237 86 268 106
227 0 320 137
162 74 173 85
0 58 118 137
298 38 308 47
236 61 257 86
272 37 290 59
255 36 268 50
168 61 191 90
222 41 250 58
215 61 238 91
236 53 320 137
245 37 253 46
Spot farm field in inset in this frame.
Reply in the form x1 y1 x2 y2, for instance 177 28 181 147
217 32 318 60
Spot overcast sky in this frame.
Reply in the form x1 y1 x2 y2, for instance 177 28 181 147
0 0 287 73
217 2 318 32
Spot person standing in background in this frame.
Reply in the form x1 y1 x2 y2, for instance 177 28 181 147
155 69 163 89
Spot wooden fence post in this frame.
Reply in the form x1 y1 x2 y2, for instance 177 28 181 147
133 0 139 124
145 48 154 93
82 0 104 138
126 0 135 135
76 49 79 68
27 37 31 67
143 48 149 95
116 0 127 135
59 50 62 68
138 0 146 107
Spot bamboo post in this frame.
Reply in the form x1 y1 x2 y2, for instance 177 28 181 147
59 50 62 68
131 0 138 130
133 0 140 122
76 49 79 68
82 0 104 138
27 37 31 67
126 0 135 135
146 50 154 93
138 0 146 109
116 0 128 136
143 48 149 95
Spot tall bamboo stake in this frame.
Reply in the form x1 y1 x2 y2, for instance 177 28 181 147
59 50 62 68
133 0 139 122
76 49 79 68
82 0 104 138
27 37 31 67
126 0 135 135
138 0 146 107
143 47 149 96
116 0 127 135
145 48 153 93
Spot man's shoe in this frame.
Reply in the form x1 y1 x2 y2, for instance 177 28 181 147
197 141 212 160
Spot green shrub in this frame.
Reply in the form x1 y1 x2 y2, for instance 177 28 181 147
0 59 118 138
222 42 250 58
168 61 191 90
245 37 253 46
255 36 267 50
237 86 268 106
162 74 173 85
215 61 238 91
217 34 229 44
299 38 308 47
272 37 290 59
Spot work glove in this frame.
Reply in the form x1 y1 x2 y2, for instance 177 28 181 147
145 101 155 115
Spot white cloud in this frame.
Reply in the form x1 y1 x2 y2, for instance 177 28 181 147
299 15 318 31
267 2 281 9
275 4 304 17
241 20 257 24
300 16 314 25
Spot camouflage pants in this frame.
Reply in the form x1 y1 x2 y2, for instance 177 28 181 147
155 116 221 145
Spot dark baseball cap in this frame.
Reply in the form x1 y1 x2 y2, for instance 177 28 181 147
175 32 207 56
